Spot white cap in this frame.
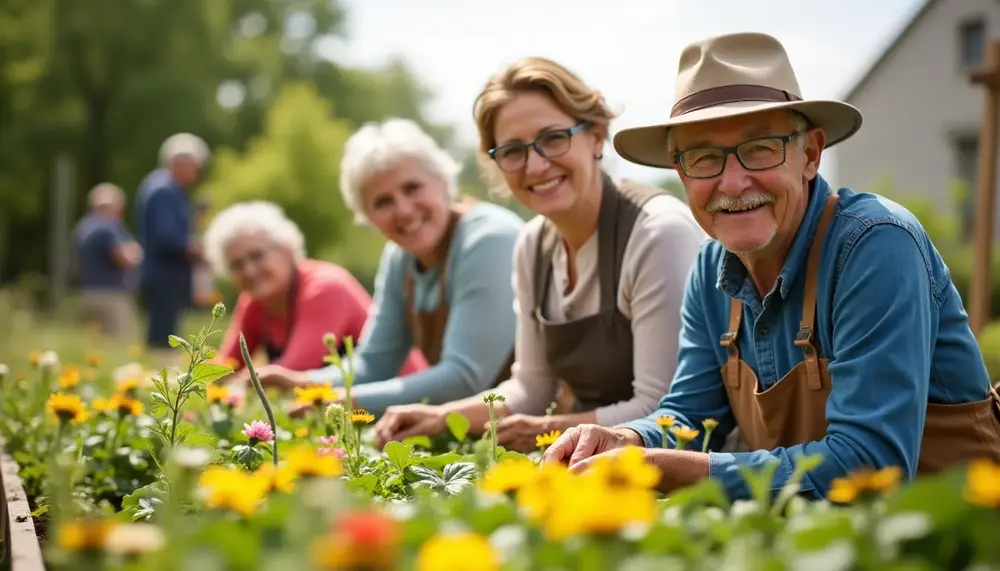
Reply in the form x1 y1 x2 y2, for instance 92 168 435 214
159 133 210 167
88 182 125 209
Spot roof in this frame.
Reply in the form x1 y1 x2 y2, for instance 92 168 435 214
841 0 942 102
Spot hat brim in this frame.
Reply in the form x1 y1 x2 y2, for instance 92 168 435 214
612 99 863 170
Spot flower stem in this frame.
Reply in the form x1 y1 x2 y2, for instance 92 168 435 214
240 334 279 466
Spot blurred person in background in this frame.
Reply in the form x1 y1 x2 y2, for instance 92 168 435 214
373 58 707 452
205 201 426 375
247 118 523 418
71 182 143 339
135 133 209 361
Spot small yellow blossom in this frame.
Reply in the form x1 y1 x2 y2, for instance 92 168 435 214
206 384 230 404
702 418 719 431
56 517 117 552
91 398 114 416
416 532 499 571
285 445 344 478
655 415 675 429
294 426 309 439
254 463 298 494
85 351 104 368
110 393 144 417
589 445 661 490
350 409 375 425
116 377 140 394
58 364 81 389
294 385 340 408
46 392 89 424
827 466 903 504
28 350 41 367
535 430 562 449
198 466 269 517
479 458 540 494
670 425 700 450
964 458 1000 508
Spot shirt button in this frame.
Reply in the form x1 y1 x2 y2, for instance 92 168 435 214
758 327 769 337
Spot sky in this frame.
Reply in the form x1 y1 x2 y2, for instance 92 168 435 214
319 0 926 186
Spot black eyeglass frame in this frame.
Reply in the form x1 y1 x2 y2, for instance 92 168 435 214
488 122 590 172
673 132 804 179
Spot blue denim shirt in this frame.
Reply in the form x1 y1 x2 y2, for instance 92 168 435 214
621 175 991 501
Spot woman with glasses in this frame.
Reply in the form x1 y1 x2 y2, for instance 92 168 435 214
240 119 526 418
374 57 709 452
206 201 427 375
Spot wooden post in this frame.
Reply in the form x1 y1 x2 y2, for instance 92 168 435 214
967 40 1000 337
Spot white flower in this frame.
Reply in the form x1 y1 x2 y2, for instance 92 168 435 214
171 446 212 470
39 350 59 371
0 363 9 380
104 523 166 556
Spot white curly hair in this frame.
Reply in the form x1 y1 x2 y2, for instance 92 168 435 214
202 201 306 278
339 118 462 224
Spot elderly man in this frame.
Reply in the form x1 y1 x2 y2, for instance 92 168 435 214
544 32 1000 501
72 183 143 338
135 133 210 357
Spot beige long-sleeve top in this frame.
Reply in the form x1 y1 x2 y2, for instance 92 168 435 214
493 192 709 426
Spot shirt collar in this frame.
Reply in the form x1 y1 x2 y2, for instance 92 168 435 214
715 175 833 301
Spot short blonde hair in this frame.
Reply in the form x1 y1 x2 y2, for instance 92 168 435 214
339 118 462 225
159 133 210 167
88 183 125 209
473 57 617 192
202 201 306 278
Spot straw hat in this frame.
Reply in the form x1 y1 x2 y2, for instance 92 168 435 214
613 32 863 169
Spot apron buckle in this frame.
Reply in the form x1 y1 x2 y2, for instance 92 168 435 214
794 327 814 356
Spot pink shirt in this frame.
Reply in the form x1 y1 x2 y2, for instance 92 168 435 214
219 259 427 374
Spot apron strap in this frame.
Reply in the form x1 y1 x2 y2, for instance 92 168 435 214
719 297 743 389
796 194 839 391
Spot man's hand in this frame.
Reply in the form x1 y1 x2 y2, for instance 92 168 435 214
233 364 308 391
374 404 447 449
491 414 554 453
542 424 643 468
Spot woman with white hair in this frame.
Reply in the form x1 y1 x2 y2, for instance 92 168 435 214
249 118 524 418
205 201 426 374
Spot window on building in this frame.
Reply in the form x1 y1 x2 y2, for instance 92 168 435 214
959 19 986 68
955 137 979 240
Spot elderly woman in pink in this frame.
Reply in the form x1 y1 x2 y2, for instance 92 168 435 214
204 201 426 374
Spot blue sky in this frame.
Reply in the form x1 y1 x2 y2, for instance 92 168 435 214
320 0 925 185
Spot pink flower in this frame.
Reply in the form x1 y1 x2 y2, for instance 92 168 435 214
319 446 346 458
318 435 337 446
242 420 275 444
222 394 242 408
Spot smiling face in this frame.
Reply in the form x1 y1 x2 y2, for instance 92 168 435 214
224 229 295 301
674 109 824 257
491 91 605 219
362 155 453 265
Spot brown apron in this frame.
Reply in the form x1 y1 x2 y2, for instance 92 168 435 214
402 200 515 388
533 174 664 412
721 194 1000 474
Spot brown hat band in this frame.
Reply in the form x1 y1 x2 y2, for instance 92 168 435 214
671 84 802 118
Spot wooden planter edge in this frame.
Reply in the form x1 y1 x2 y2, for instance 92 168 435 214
1 446 45 571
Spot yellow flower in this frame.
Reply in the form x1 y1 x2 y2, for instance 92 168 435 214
28 350 41 367
110 393 144 417
350 409 375 425
254 463 298 494
56 517 117 552
85 351 104 368
588 445 661 490
91 398 114 416
46 392 89 424
543 475 658 541
416 532 499 571
312 510 401 570
285 445 344 478
116 377 140 394
964 458 1000 508
702 418 719 431
479 458 539 495
655 415 675 429
827 465 903 504
515 461 575 522
294 385 340 408
670 425 700 450
206 384 230 404
535 430 562 448
58 364 81 389
294 426 309 439
198 466 269 517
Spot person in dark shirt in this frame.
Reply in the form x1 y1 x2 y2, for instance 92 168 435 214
72 183 143 338
134 133 210 359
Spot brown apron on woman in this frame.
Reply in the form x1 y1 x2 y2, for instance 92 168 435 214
720 194 1000 473
402 200 515 387
533 175 664 412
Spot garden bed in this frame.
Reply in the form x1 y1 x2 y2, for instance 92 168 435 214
1 447 45 571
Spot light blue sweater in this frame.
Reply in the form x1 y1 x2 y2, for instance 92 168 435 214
309 201 524 416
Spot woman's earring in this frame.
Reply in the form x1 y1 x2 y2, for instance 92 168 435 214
595 152 603 160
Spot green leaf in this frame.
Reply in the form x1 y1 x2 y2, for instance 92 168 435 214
191 363 233 385
445 412 470 443
401 435 433 449
168 335 190 350
384 441 414 471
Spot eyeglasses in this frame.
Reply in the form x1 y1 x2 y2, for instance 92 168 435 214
488 122 589 172
674 132 802 179
228 247 272 275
